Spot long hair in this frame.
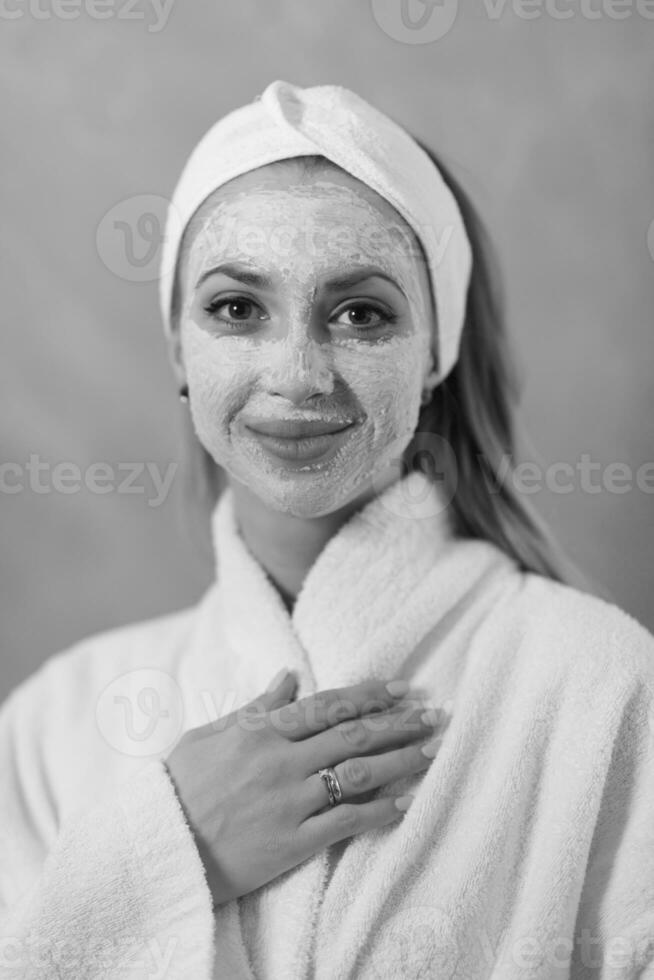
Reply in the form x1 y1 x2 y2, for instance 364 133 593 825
171 147 604 597
403 139 600 592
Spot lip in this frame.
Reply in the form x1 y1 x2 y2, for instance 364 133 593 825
244 419 358 465
245 418 354 438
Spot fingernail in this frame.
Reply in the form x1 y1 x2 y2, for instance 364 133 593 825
420 708 441 727
394 794 414 812
386 679 410 697
421 737 440 759
266 668 290 693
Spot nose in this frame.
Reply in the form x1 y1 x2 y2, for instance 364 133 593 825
263 337 335 404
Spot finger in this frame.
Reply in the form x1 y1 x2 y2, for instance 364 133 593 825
297 737 437 819
295 702 443 776
268 678 410 742
189 669 298 739
298 794 413 853
253 668 298 711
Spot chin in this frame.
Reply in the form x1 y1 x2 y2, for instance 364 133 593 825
253 485 359 521
242 464 394 522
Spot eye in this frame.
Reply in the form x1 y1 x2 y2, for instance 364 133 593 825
203 295 268 329
331 302 397 334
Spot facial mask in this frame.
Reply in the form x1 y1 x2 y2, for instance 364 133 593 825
179 173 435 517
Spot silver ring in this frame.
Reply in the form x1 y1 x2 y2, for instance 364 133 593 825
317 766 343 807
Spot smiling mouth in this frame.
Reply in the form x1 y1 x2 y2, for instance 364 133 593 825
245 420 358 464
245 418 355 438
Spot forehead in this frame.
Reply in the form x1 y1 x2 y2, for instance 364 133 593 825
182 158 425 262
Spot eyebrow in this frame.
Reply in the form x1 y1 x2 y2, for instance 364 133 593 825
195 262 407 298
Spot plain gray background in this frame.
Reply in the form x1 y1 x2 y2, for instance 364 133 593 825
2 1 653 704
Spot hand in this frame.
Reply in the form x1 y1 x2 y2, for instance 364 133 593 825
163 672 440 908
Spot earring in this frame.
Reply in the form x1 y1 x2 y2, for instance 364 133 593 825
420 388 431 406
179 384 189 403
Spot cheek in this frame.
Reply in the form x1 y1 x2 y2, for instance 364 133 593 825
180 325 257 430
332 337 425 436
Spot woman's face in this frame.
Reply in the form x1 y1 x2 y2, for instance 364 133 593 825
173 160 438 519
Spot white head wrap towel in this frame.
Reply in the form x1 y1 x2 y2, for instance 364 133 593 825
159 78 473 383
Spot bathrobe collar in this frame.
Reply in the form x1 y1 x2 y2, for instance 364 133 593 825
180 468 516 979
180 466 516 729
206 469 473 701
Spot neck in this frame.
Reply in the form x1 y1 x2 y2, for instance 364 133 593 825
229 470 399 613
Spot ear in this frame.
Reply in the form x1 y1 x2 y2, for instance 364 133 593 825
166 324 187 391
421 354 440 398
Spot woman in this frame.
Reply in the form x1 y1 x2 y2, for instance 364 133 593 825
1 79 653 980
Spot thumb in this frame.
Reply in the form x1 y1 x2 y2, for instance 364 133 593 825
207 669 297 734
260 667 297 707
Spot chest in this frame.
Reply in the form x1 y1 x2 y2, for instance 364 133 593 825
214 732 593 980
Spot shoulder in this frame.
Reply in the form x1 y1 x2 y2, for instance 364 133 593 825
0 597 212 832
505 571 654 694
3 596 205 721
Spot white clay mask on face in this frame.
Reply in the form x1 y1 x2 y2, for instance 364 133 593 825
178 164 438 518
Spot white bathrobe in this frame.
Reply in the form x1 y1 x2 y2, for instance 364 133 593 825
1 470 654 980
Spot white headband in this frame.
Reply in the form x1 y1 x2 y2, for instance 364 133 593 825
159 79 472 383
